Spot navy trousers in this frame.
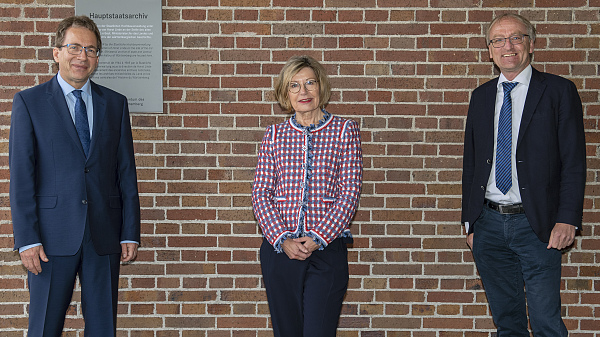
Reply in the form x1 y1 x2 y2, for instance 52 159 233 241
473 205 567 336
27 222 121 337
260 237 349 337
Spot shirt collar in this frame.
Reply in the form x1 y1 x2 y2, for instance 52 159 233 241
290 110 331 132
56 71 92 98
497 64 532 89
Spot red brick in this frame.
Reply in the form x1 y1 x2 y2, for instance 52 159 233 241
378 0 428 7
536 0 586 6
432 0 479 6
431 23 481 35
272 23 323 35
378 23 428 35
377 51 427 62
535 50 586 62
326 23 376 35
325 0 375 6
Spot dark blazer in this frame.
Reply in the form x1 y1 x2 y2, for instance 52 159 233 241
9 75 140 256
462 67 586 242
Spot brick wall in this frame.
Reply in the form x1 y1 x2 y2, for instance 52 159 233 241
1 0 599 336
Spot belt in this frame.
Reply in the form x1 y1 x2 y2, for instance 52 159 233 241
484 199 525 214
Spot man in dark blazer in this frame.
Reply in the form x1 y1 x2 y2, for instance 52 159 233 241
9 16 140 336
462 14 586 336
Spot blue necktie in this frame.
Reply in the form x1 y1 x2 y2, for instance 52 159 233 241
73 90 90 157
496 82 518 194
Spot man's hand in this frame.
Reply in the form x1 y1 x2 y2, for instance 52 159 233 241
466 233 474 250
282 237 320 261
121 242 138 262
19 245 49 275
547 223 576 250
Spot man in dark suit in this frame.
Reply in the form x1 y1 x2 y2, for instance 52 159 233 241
462 13 586 336
9 15 140 336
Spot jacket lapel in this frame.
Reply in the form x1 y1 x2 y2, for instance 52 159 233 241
46 76 86 157
517 67 546 149
483 78 498 153
89 81 107 157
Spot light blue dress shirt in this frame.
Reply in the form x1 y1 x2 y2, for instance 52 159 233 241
57 71 94 138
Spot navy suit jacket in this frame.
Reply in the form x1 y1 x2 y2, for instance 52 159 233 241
9 75 140 256
462 67 586 242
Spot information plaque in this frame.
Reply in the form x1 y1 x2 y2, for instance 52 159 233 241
76 0 163 113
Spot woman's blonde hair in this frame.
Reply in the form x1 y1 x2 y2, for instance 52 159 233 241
274 55 331 113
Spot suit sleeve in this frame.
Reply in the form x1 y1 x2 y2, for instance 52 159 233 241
116 98 141 243
252 125 288 252
461 92 477 231
555 80 586 228
9 92 42 250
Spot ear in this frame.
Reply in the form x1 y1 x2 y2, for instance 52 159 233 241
528 38 535 54
487 44 494 61
52 47 60 63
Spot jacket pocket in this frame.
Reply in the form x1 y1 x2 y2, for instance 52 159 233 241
36 196 57 209
109 196 122 208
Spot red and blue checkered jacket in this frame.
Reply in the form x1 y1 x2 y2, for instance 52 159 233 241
252 112 363 252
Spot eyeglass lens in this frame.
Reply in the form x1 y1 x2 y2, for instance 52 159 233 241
289 80 317 93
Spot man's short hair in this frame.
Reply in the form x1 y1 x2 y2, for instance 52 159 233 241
486 13 536 44
55 15 102 52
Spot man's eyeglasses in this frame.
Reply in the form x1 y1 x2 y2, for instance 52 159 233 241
289 79 318 94
489 34 529 48
59 44 100 58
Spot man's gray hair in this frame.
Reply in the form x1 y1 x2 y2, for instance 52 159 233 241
486 13 536 44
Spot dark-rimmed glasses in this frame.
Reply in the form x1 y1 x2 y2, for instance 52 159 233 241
59 44 100 58
489 35 529 48
289 79 318 94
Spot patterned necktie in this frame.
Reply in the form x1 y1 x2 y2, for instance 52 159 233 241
496 82 518 195
73 90 90 157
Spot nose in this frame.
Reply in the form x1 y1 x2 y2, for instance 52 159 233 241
77 49 89 60
502 41 515 51
298 82 308 94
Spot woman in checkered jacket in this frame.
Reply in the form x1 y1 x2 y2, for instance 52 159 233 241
252 55 363 337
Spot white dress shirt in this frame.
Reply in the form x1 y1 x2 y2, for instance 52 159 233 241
485 65 533 205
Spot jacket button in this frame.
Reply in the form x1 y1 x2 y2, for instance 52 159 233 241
480 186 485 190
487 159 492 164
84 168 90 173
82 200 88 205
